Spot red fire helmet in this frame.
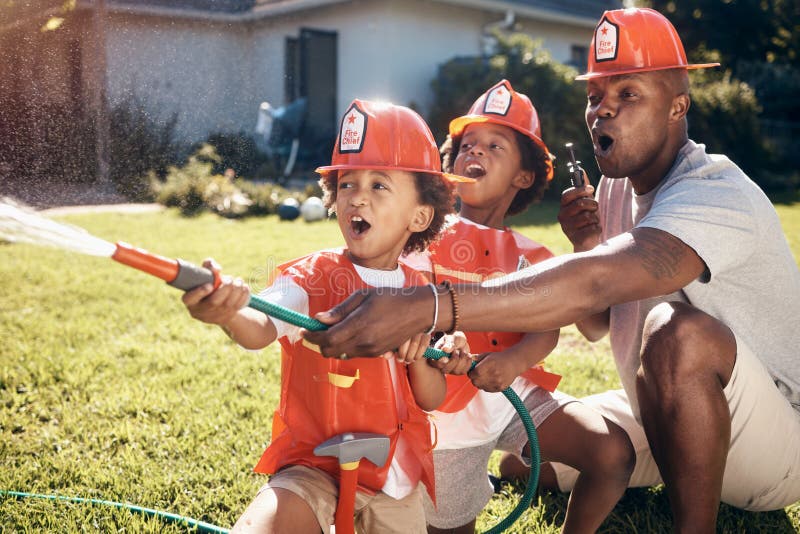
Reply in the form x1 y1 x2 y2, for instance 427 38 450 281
576 7 719 81
448 80 553 181
316 99 472 183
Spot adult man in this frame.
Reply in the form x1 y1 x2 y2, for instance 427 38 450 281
304 8 800 531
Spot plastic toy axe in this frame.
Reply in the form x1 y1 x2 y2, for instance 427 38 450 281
314 432 390 534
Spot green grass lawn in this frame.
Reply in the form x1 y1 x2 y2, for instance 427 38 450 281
1 199 799 533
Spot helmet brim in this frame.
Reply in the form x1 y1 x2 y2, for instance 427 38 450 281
315 164 475 184
575 62 720 81
448 115 554 182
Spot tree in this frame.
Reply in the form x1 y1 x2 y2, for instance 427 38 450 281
644 0 799 67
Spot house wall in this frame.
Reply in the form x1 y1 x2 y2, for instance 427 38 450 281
102 0 598 147
103 12 261 146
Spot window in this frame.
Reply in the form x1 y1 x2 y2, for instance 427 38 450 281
569 45 589 69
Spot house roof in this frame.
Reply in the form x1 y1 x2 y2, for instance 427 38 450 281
105 0 619 27
467 0 620 20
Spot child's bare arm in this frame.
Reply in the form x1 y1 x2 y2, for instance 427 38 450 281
469 330 559 392
182 259 277 350
407 359 446 411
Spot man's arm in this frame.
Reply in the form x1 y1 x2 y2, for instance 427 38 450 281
558 177 609 342
303 227 705 357
575 309 610 342
451 227 704 331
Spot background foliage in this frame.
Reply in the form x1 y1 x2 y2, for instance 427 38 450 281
643 0 800 185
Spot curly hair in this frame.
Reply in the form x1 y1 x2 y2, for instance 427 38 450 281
319 171 455 254
441 130 551 217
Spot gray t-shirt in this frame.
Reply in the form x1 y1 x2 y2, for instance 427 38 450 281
596 140 800 417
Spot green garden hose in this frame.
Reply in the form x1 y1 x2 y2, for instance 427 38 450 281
0 490 228 533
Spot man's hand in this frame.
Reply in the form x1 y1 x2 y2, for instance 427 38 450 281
559 174 601 253
302 287 432 358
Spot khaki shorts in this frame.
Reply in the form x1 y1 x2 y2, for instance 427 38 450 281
552 336 800 511
263 464 427 533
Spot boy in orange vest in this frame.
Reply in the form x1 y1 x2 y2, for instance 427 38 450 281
403 81 634 533
182 100 472 533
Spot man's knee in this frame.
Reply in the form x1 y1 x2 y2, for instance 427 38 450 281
639 301 736 384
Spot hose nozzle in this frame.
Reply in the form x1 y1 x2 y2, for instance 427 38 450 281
565 142 585 189
111 242 220 291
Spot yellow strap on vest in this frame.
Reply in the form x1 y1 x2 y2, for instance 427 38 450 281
340 461 360 470
327 369 360 388
302 338 321 353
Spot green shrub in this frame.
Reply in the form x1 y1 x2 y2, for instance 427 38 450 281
109 95 179 201
156 145 308 217
199 132 271 179
687 71 778 185
236 180 289 216
155 157 213 217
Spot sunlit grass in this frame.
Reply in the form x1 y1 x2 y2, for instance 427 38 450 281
1 202 798 532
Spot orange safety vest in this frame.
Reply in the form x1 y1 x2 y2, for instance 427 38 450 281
253 250 435 499
429 219 562 413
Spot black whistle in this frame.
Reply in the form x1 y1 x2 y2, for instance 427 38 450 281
565 143 585 189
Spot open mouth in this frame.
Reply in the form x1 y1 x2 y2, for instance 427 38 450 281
464 162 486 179
350 215 371 235
597 134 614 154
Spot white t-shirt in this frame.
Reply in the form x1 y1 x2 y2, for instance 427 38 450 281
596 140 800 418
257 263 419 499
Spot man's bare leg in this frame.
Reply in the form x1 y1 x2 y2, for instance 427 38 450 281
637 301 736 533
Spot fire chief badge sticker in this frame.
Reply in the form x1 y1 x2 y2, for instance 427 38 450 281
594 17 618 62
339 103 367 153
483 82 512 116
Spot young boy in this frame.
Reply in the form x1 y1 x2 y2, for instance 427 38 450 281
181 100 472 533
405 80 634 533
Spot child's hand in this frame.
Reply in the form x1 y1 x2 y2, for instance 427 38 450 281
468 352 520 392
437 331 471 354
429 332 474 375
394 333 432 364
181 259 250 327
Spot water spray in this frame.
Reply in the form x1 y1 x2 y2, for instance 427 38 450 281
0 201 539 533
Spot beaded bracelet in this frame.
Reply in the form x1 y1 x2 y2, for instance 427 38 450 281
441 280 460 335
